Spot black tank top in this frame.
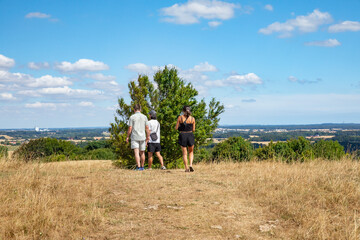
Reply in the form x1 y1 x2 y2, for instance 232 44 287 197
178 116 194 132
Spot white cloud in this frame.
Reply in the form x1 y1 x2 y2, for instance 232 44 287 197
305 39 341 47
0 70 72 88
38 86 102 97
125 63 153 74
208 21 222 27
28 62 50 70
0 70 31 83
0 54 15 69
125 63 178 75
0 93 16 100
259 9 332 37
54 59 109 72
89 81 122 95
160 0 240 25
192 62 218 72
205 73 262 88
79 101 94 107
19 86 103 98
27 75 72 88
264 4 273 11
85 73 116 81
25 102 69 110
288 76 322 84
328 21 360 33
25 12 51 19
226 73 262 85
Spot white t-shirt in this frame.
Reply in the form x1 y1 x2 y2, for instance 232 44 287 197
147 119 160 143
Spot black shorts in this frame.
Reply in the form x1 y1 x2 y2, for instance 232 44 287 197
148 143 161 153
178 132 195 147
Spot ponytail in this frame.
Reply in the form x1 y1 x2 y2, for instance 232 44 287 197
182 105 191 117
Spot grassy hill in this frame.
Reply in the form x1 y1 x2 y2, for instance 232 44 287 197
1 159 359 239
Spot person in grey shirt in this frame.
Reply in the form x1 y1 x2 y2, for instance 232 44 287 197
126 104 150 171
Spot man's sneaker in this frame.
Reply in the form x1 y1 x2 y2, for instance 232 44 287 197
139 167 144 171
134 167 140 171
148 168 152 170
161 166 167 170
189 166 194 172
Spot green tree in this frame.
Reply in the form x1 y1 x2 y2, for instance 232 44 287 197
313 140 345 160
212 137 253 162
109 66 224 168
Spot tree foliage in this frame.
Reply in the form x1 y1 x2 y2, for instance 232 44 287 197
212 137 253 162
109 66 224 168
13 138 116 162
255 137 345 162
0 145 8 159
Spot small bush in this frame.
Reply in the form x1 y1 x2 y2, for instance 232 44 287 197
255 141 296 162
85 148 117 160
287 137 314 162
194 148 212 163
313 140 345 160
212 137 253 162
0 145 8 159
14 138 80 162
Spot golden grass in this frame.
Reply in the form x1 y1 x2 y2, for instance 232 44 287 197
1 159 359 239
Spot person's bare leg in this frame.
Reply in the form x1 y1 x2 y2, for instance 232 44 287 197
148 152 153 169
140 151 145 168
134 148 140 168
155 151 164 167
181 146 189 170
188 145 194 167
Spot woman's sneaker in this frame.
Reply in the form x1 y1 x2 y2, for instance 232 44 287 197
189 166 194 172
161 166 167 170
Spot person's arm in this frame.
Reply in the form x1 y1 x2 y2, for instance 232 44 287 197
145 125 150 144
193 117 196 132
175 116 181 130
126 126 132 143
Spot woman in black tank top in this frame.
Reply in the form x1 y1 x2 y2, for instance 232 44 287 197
175 106 196 172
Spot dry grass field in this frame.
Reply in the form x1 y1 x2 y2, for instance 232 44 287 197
1 158 360 239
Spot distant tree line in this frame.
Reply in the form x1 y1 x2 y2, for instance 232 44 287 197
0 128 108 141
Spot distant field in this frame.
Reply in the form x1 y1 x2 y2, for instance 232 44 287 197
0 159 359 239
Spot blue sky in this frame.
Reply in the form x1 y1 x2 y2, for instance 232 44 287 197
1 0 360 128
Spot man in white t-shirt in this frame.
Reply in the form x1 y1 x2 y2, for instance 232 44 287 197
147 110 166 170
126 104 150 171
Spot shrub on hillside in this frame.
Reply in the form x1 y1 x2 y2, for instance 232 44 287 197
14 138 81 162
0 145 8 159
255 138 346 162
255 141 296 162
212 137 253 162
85 148 117 160
287 137 314 162
313 140 345 160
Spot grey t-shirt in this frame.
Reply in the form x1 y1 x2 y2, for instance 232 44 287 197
128 112 148 141
147 119 160 144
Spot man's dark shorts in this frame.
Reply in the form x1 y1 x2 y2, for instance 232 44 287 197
148 143 161 153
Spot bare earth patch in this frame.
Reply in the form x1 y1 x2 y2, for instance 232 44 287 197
1 159 359 239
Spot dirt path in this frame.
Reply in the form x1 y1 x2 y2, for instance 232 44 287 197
0 160 286 239
83 162 283 239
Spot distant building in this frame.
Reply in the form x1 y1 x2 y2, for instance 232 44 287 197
35 126 40 132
